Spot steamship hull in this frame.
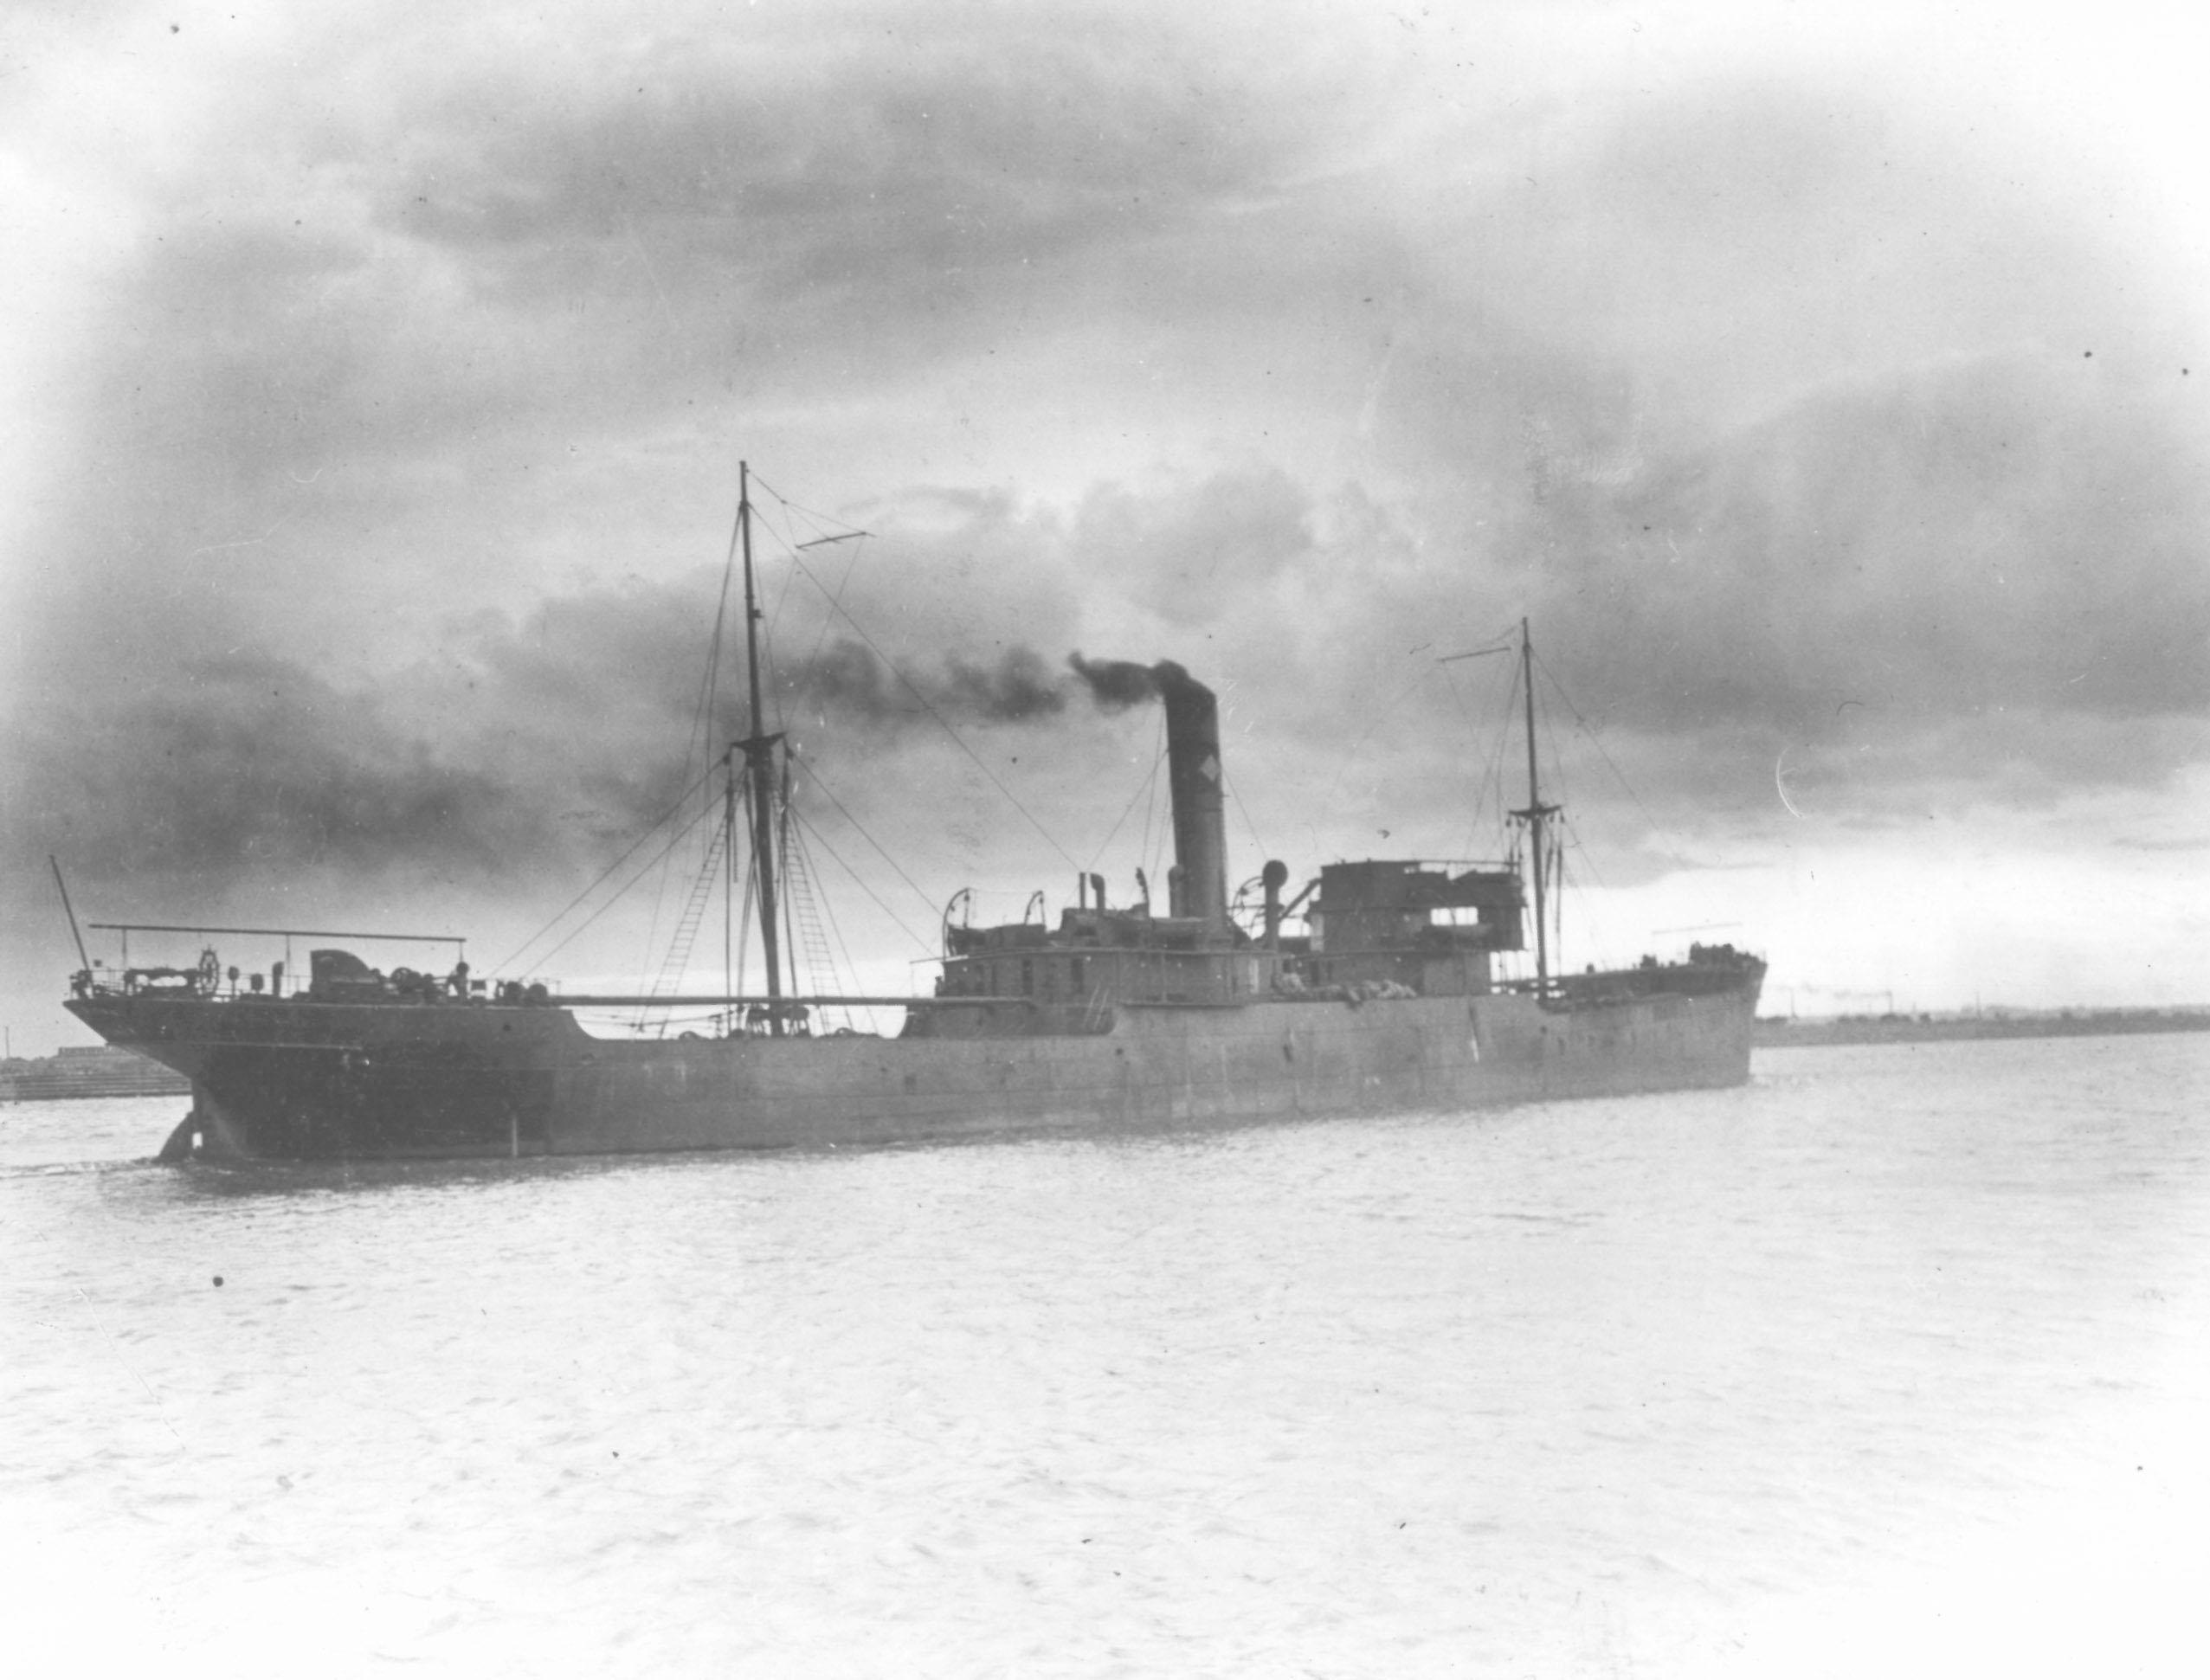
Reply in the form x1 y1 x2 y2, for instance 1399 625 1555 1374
68 976 1760 1162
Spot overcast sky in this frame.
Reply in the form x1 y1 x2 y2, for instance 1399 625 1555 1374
4 0 2207 1050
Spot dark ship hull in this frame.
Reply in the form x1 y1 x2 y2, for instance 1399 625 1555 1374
68 969 1760 1161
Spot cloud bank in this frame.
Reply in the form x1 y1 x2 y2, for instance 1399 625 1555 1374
3 0 2207 1026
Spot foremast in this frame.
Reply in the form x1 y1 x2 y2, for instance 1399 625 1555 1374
734 461 789 1033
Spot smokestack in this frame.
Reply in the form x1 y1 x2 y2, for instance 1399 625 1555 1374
1066 653 1231 933
1156 662 1228 930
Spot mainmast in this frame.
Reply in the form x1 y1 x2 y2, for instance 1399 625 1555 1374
1512 617 1559 994
735 461 787 1033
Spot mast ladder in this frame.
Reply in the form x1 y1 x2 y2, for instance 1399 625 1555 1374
639 820 730 1033
779 822 847 1033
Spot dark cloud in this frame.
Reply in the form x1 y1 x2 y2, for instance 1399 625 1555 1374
2 563 1096 906
7 3 1374 699
9 653 551 889
1518 355 2210 743
11 363 2205 917
1066 472 1317 628
386 23 1316 306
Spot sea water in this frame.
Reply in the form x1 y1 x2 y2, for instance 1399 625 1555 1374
3 1035 2205 1678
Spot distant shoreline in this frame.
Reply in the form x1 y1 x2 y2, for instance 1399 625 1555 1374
1756 1009 2210 1049
0 1045 190 1103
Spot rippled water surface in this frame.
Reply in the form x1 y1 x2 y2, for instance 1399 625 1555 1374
6 1036 2207 1677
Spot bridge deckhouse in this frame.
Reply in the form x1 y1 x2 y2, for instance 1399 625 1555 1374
922 904 1285 1035
1304 859 1525 996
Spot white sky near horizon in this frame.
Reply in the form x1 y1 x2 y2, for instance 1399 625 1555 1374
3 0 2208 1052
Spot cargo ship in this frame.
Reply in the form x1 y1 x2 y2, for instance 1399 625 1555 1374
61 469 1763 1162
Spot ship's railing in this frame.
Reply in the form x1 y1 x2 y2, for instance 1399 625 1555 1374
75 922 467 1003
545 993 1036 1010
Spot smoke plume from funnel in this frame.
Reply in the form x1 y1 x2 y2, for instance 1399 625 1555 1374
1067 653 1167 711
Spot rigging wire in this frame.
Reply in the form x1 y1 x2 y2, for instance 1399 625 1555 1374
1314 659 1446 815
777 823 837 1023
1534 648 1664 840
518 793 722 974
1434 618 1522 855
748 477 873 672
508 469 1111 994
751 473 1086 875
1553 817 1617 973
789 805 926 975
1510 641 1653 974
763 473 1094 903
633 750 715 1014
692 511 743 753
731 487 822 751
746 473 870 542
1086 735 1167 876
1531 647 1575 979
779 546 1081 871
775 786 809 1011
807 821 870 1012
1531 646 1649 970
731 839 756 1018
635 801 731 1033
802 535 868 675
786 763 940 946
635 493 749 996
1224 766 1270 866
1137 707 1165 897
1479 661 1519 854
621 473 876 1011
493 758 724 975
779 765 870 1027
1438 647 1521 862
1537 649 1573 815
1558 837 1570 971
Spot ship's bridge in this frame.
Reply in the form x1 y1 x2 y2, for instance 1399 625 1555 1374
1303 859 1524 996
